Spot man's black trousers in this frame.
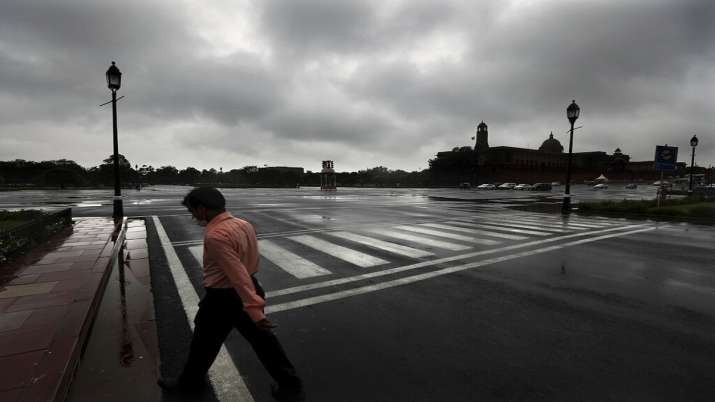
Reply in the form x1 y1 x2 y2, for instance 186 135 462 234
180 287 301 387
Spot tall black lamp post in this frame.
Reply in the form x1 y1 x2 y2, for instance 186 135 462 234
562 100 580 214
106 61 123 219
688 134 698 194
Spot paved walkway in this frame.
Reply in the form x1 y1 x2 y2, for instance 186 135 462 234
66 219 159 402
0 217 126 402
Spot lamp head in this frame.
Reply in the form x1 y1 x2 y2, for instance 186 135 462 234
106 61 122 90
567 100 580 124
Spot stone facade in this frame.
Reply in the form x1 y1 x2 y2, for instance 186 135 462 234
428 122 676 185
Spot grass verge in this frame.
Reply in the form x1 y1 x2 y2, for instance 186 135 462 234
1 209 72 263
577 196 715 222
0 210 45 230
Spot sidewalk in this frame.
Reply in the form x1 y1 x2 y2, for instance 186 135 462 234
0 217 126 402
66 219 160 402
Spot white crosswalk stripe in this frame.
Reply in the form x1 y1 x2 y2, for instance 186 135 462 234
189 245 203 266
448 222 551 236
481 217 588 230
369 229 472 251
191 243 333 279
519 219 604 229
476 220 571 233
509 215 614 228
326 231 433 258
289 235 389 268
394 225 501 246
288 214 334 223
560 221 612 228
427 222 530 240
258 240 332 278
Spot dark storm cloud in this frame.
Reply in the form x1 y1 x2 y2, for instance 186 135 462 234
129 55 285 126
260 0 375 56
260 0 459 58
348 0 715 119
0 0 713 170
0 0 199 124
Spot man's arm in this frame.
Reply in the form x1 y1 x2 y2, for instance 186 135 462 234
204 235 266 322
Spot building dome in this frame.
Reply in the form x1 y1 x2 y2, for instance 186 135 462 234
539 132 563 153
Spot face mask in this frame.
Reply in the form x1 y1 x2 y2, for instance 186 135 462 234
191 208 208 227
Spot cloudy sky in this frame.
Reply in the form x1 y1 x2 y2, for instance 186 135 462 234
0 0 713 172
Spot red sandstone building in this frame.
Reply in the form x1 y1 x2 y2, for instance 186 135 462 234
428 121 686 186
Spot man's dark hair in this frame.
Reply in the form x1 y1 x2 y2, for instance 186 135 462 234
182 187 226 211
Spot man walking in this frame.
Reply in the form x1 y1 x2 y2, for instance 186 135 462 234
158 187 304 400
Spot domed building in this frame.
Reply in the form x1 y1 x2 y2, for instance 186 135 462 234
429 122 633 185
538 132 563 153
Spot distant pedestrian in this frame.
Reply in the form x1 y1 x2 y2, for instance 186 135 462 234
158 187 304 401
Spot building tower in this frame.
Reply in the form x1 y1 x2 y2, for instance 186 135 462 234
475 121 489 151
320 160 336 191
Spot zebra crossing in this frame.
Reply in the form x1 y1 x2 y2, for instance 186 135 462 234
184 214 629 282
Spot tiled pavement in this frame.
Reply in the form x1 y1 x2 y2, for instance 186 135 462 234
66 220 159 402
0 217 134 402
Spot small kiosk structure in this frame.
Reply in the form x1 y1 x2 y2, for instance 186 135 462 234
320 160 337 191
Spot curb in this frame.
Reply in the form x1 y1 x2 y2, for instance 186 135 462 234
45 218 128 402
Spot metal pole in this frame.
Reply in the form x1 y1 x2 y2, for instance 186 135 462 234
112 89 123 219
688 146 695 195
562 120 575 213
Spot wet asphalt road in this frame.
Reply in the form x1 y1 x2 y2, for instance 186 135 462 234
8 186 715 401
0 184 662 218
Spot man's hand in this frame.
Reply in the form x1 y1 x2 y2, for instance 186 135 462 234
256 318 277 331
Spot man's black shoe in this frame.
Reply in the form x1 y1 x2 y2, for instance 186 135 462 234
270 382 305 401
157 376 207 394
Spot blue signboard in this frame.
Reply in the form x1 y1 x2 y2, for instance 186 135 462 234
654 145 678 171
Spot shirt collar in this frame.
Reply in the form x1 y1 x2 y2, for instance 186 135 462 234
206 211 233 232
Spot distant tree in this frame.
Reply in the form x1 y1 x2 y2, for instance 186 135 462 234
178 167 201 185
102 154 131 167
91 154 136 186
147 165 178 184
200 168 218 184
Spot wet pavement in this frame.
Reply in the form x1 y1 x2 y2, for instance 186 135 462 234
1 187 714 401
141 188 713 401
66 219 160 402
0 184 662 218
0 217 121 402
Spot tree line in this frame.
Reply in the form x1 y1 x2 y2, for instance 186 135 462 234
0 157 433 188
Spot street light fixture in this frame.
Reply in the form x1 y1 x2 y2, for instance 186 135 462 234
562 100 580 214
689 134 698 194
106 61 123 220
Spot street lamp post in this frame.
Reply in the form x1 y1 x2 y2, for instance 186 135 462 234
562 100 580 214
106 61 123 219
688 134 698 194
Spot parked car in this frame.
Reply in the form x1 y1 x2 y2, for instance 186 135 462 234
593 183 609 190
551 182 561 186
624 183 638 189
498 182 517 189
458 182 471 189
514 184 532 190
531 183 552 191
477 183 496 190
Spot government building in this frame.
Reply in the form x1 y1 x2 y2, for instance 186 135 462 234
428 121 678 186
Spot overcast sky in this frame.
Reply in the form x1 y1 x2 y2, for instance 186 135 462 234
0 0 713 172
